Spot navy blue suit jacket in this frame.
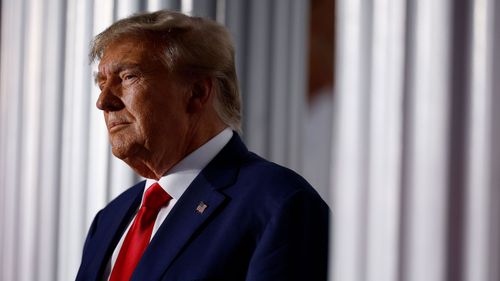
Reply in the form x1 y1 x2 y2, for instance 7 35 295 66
76 134 329 280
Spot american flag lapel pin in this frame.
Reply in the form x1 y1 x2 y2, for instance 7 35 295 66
196 201 208 214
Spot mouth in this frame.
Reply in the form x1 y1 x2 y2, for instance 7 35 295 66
108 121 130 132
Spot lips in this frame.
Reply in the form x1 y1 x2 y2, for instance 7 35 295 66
108 120 130 131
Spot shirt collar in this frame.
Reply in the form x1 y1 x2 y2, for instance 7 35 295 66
144 128 233 200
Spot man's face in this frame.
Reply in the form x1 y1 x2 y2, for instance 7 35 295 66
96 36 193 177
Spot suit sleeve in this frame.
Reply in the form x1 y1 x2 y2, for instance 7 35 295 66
245 189 330 281
75 210 102 280
81 210 102 256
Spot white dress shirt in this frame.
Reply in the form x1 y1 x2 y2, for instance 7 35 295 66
105 128 233 279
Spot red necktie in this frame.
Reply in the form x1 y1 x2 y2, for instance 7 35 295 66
110 182 171 281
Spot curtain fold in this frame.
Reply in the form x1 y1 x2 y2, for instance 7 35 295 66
332 0 500 281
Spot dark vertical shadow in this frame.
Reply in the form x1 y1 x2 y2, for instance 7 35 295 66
446 1 471 281
488 2 500 280
239 0 250 136
139 0 148 12
398 0 416 280
264 0 275 159
192 0 217 19
81 0 94 245
359 1 374 280
113 0 118 21
53 0 68 278
166 0 182 11
224 0 249 136
11 2 28 279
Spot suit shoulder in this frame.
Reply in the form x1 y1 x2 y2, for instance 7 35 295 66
237 152 324 205
241 152 312 186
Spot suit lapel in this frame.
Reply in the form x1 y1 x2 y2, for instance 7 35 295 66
131 133 248 280
85 181 145 280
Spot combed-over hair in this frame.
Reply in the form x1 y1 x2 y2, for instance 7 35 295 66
90 10 242 133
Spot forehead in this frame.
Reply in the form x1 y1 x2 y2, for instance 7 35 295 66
98 36 162 72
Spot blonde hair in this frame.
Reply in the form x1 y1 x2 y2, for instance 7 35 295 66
90 10 242 133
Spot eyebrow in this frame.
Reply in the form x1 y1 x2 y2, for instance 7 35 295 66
93 71 103 85
93 63 142 85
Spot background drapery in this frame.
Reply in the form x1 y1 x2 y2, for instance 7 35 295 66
331 0 500 281
1 0 500 280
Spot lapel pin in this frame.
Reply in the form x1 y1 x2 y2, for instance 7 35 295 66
196 201 208 214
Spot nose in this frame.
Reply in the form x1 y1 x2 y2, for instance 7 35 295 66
96 85 124 111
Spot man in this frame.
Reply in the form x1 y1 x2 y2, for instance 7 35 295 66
76 10 329 281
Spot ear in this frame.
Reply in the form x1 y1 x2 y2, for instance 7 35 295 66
187 77 213 113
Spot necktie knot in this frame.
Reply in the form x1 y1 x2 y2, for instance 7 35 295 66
142 182 171 210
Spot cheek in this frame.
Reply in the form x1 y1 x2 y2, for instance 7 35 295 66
122 88 154 120
124 85 189 131
130 101 171 137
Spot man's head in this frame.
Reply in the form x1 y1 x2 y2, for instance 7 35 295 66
92 10 241 179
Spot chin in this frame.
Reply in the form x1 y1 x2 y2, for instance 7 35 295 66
109 135 141 160
110 138 139 158
111 146 130 160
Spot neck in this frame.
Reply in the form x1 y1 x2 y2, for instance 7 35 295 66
128 121 227 180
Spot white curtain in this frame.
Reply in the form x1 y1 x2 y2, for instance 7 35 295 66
4 0 500 280
0 0 310 280
331 0 500 281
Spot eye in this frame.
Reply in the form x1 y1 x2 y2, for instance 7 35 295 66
123 74 136 80
120 72 139 85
